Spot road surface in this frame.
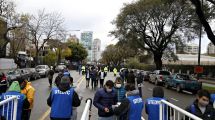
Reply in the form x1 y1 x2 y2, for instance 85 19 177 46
29 71 196 120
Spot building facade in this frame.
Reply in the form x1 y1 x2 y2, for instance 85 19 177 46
80 31 93 62
207 42 215 55
183 43 199 54
92 38 101 62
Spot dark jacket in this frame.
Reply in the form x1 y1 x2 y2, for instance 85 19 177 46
185 99 215 120
0 73 7 94
127 72 135 84
54 74 63 87
93 88 117 117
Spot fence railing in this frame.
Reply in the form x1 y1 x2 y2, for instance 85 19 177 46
0 96 18 120
81 98 92 120
159 100 202 120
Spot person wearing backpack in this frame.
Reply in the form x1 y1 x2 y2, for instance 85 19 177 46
185 89 215 120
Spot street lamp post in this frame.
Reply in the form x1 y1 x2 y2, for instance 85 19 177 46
197 0 203 80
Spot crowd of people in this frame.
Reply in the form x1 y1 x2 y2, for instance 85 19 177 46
0 65 215 120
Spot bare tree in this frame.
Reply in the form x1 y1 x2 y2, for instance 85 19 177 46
28 9 65 64
0 0 24 57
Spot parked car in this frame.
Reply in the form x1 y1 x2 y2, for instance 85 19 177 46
55 65 67 72
149 70 171 85
6 69 31 83
35 65 50 77
26 68 41 80
164 73 202 94
143 71 151 81
0 72 8 93
17 69 31 81
6 70 20 83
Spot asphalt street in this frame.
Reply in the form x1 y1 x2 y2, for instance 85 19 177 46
29 71 196 120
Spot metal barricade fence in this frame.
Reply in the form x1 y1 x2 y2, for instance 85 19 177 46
159 100 202 120
81 98 92 120
0 96 18 120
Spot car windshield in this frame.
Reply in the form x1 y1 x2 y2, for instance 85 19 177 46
177 74 196 80
36 66 45 69
159 71 170 75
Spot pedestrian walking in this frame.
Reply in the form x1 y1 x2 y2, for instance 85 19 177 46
99 69 106 88
0 81 30 120
47 76 81 120
113 77 126 102
19 78 35 120
93 80 117 120
127 71 135 85
136 71 144 97
113 68 117 77
113 84 143 120
54 72 64 87
81 65 86 75
48 67 55 87
86 68 91 88
185 89 215 120
145 87 168 120
91 68 98 89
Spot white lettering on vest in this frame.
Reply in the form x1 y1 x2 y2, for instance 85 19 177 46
148 100 161 105
4 95 20 100
54 90 71 95
133 98 143 104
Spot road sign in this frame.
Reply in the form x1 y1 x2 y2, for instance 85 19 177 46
194 66 203 73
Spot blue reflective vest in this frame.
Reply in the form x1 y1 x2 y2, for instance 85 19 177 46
63 72 71 77
145 97 167 120
1 91 25 120
210 94 215 103
50 87 74 118
127 95 144 120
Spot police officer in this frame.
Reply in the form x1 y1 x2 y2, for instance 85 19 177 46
0 81 29 120
113 84 143 120
47 76 81 120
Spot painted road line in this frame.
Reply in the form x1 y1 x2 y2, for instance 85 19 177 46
39 76 85 120
170 98 179 102
148 88 153 91
38 108 51 120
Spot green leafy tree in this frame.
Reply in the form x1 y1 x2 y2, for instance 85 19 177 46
44 50 57 66
101 44 135 65
66 42 88 62
111 0 193 70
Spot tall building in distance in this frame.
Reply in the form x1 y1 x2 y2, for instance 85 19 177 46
92 38 101 62
207 42 215 55
80 31 93 62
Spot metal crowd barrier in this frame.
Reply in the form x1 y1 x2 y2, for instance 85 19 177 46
81 98 92 120
159 100 202 120
0 96 18 120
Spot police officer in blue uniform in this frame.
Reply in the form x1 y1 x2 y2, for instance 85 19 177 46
113 84 143 120
47 76 81 120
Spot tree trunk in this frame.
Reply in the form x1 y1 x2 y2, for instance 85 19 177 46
35 50 39 65
57 48 61 64
153 53 163 70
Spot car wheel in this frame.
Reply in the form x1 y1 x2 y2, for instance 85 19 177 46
191 90 197 94
165 83 169 89
176 85 181 92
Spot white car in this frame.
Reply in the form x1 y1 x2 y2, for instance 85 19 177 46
35 65 50 77
149 70 171 85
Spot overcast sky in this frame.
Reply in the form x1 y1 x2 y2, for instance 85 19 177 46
15 0 210 53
